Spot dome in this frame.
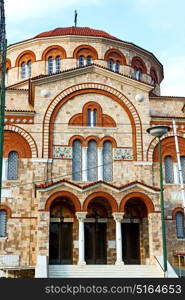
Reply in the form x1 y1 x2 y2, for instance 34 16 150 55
34 26 121 41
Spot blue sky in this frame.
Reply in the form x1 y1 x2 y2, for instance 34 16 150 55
5 0 185 96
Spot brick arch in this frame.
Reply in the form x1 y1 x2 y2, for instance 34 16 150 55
0 205 12 218
68 135 85 146
104 48 126 65
85 136 100 147
172 207 184 220
131 56 147 74
45 191 81 212
120 192 155 213
15 50 36 67
147 131 185 162
6 58 11 70
73 45 98 60
4 125 38 158
99 136 117 148
41 45 67 60
42 83 142 160
83 192 118 212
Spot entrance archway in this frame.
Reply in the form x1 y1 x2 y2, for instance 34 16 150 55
49 197 75 264
84 196 112 264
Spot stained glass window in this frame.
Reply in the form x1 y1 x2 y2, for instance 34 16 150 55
164 156 174 183
48 57 53 74
0 210 7 237
7 151 18 180
72 140 82 181
176 212 185 239
103 141 113 182
87 140 97 181
55 56 61 73
180 156 185 183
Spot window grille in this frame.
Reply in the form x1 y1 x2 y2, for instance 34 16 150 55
164 156 174 183
21 62 26 79
72 140 82 181
0 210 7 237
55 56 61 73
27 60 32 77
176 212 185 239
48 57 53 74
115 60 120 72
79 55 84 67
180 156 185 183
86 56 92 65
87 140 97 181
103 141 113 182
7 151 18 180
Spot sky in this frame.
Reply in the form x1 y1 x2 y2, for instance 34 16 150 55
4 0 185 96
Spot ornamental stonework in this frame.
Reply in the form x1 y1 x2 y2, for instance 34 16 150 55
53 146 72 159
113 148 133 160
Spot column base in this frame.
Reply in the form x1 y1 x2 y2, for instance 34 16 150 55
115 261 124 265
78 261 86 266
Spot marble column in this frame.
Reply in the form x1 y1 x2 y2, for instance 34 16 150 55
113 212 124 265
76 212 87 265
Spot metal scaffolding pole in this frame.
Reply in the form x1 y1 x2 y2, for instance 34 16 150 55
0 0 7 206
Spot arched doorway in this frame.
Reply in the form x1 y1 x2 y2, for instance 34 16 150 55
49 197 75 264
121 198 149 264
84 197 112 264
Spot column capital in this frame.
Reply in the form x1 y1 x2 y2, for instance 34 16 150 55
112 212 124 222
76 212 87 221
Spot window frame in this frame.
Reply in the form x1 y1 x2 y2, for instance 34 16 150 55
7 151 19 181
176 211 185 239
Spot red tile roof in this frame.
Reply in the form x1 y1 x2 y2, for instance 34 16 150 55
34 26 121 41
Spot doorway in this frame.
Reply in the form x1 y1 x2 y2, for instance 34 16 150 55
122 223 140 264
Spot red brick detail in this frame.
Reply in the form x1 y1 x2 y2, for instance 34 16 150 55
150 67 158 84
73 45 98 60
3 131 32 158
68 135 86 146
131 56 147 74
45 191 81 212
0 205 12 218
172 207 184 220
104 48 126 65
83 192 118 212
41 45 67 60
6 59 11 70
99 136 117 148
153 136 185 162
5 115 34 125
119 192 155 213
15 50 36 67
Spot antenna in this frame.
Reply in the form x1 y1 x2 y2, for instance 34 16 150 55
74 10 77 27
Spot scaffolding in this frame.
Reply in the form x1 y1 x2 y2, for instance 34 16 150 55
0 0 7 205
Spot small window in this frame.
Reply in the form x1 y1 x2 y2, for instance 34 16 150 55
7 151 18 180
87 109 91 126
115 61 120 72
176 212 185 239
27 60 32 78
103 141 113 182
134 68 142 80
93 109 97 127
86 56 92 66
164 156 174 183
0 210 7 237
55 56 61 73
48 57 53 74
108 59 114 70
21 62 26 79
79 55 84 67
87 140 98 181
72 140 82 181
180 156 185 183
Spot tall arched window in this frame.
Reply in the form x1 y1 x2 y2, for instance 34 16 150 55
87 109 97 127
86 56 92 65
115 60 120 72
176 212 185 239
164 156 174 183
79 55 84 67
7 151 18 180
21 62 26 79
0 210 7 237
134 68 142 80
108 59 114 70
87 140 97 181
55 56 61 73
103 141 113 182
27 60 32 78
48 57 53 74
180 156 185 183
72 140 82 181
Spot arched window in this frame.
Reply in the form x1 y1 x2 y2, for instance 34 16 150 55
0 210 7 237
180 156 185 183
55 56 61 73
134 68 142 80
79 55 84 67
7 151 18 180
21 62 26 79
87 140 97 181
164 156 174 183
86 56 92 66
115 60 120 72
108 59 114 70
103 141 113 182
176 212 185 239
72 140 82 181
87 109 97 127
48 57 53 74
27 60 32 78
93 109 97 126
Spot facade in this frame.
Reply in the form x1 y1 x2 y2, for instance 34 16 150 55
0 26 185 277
